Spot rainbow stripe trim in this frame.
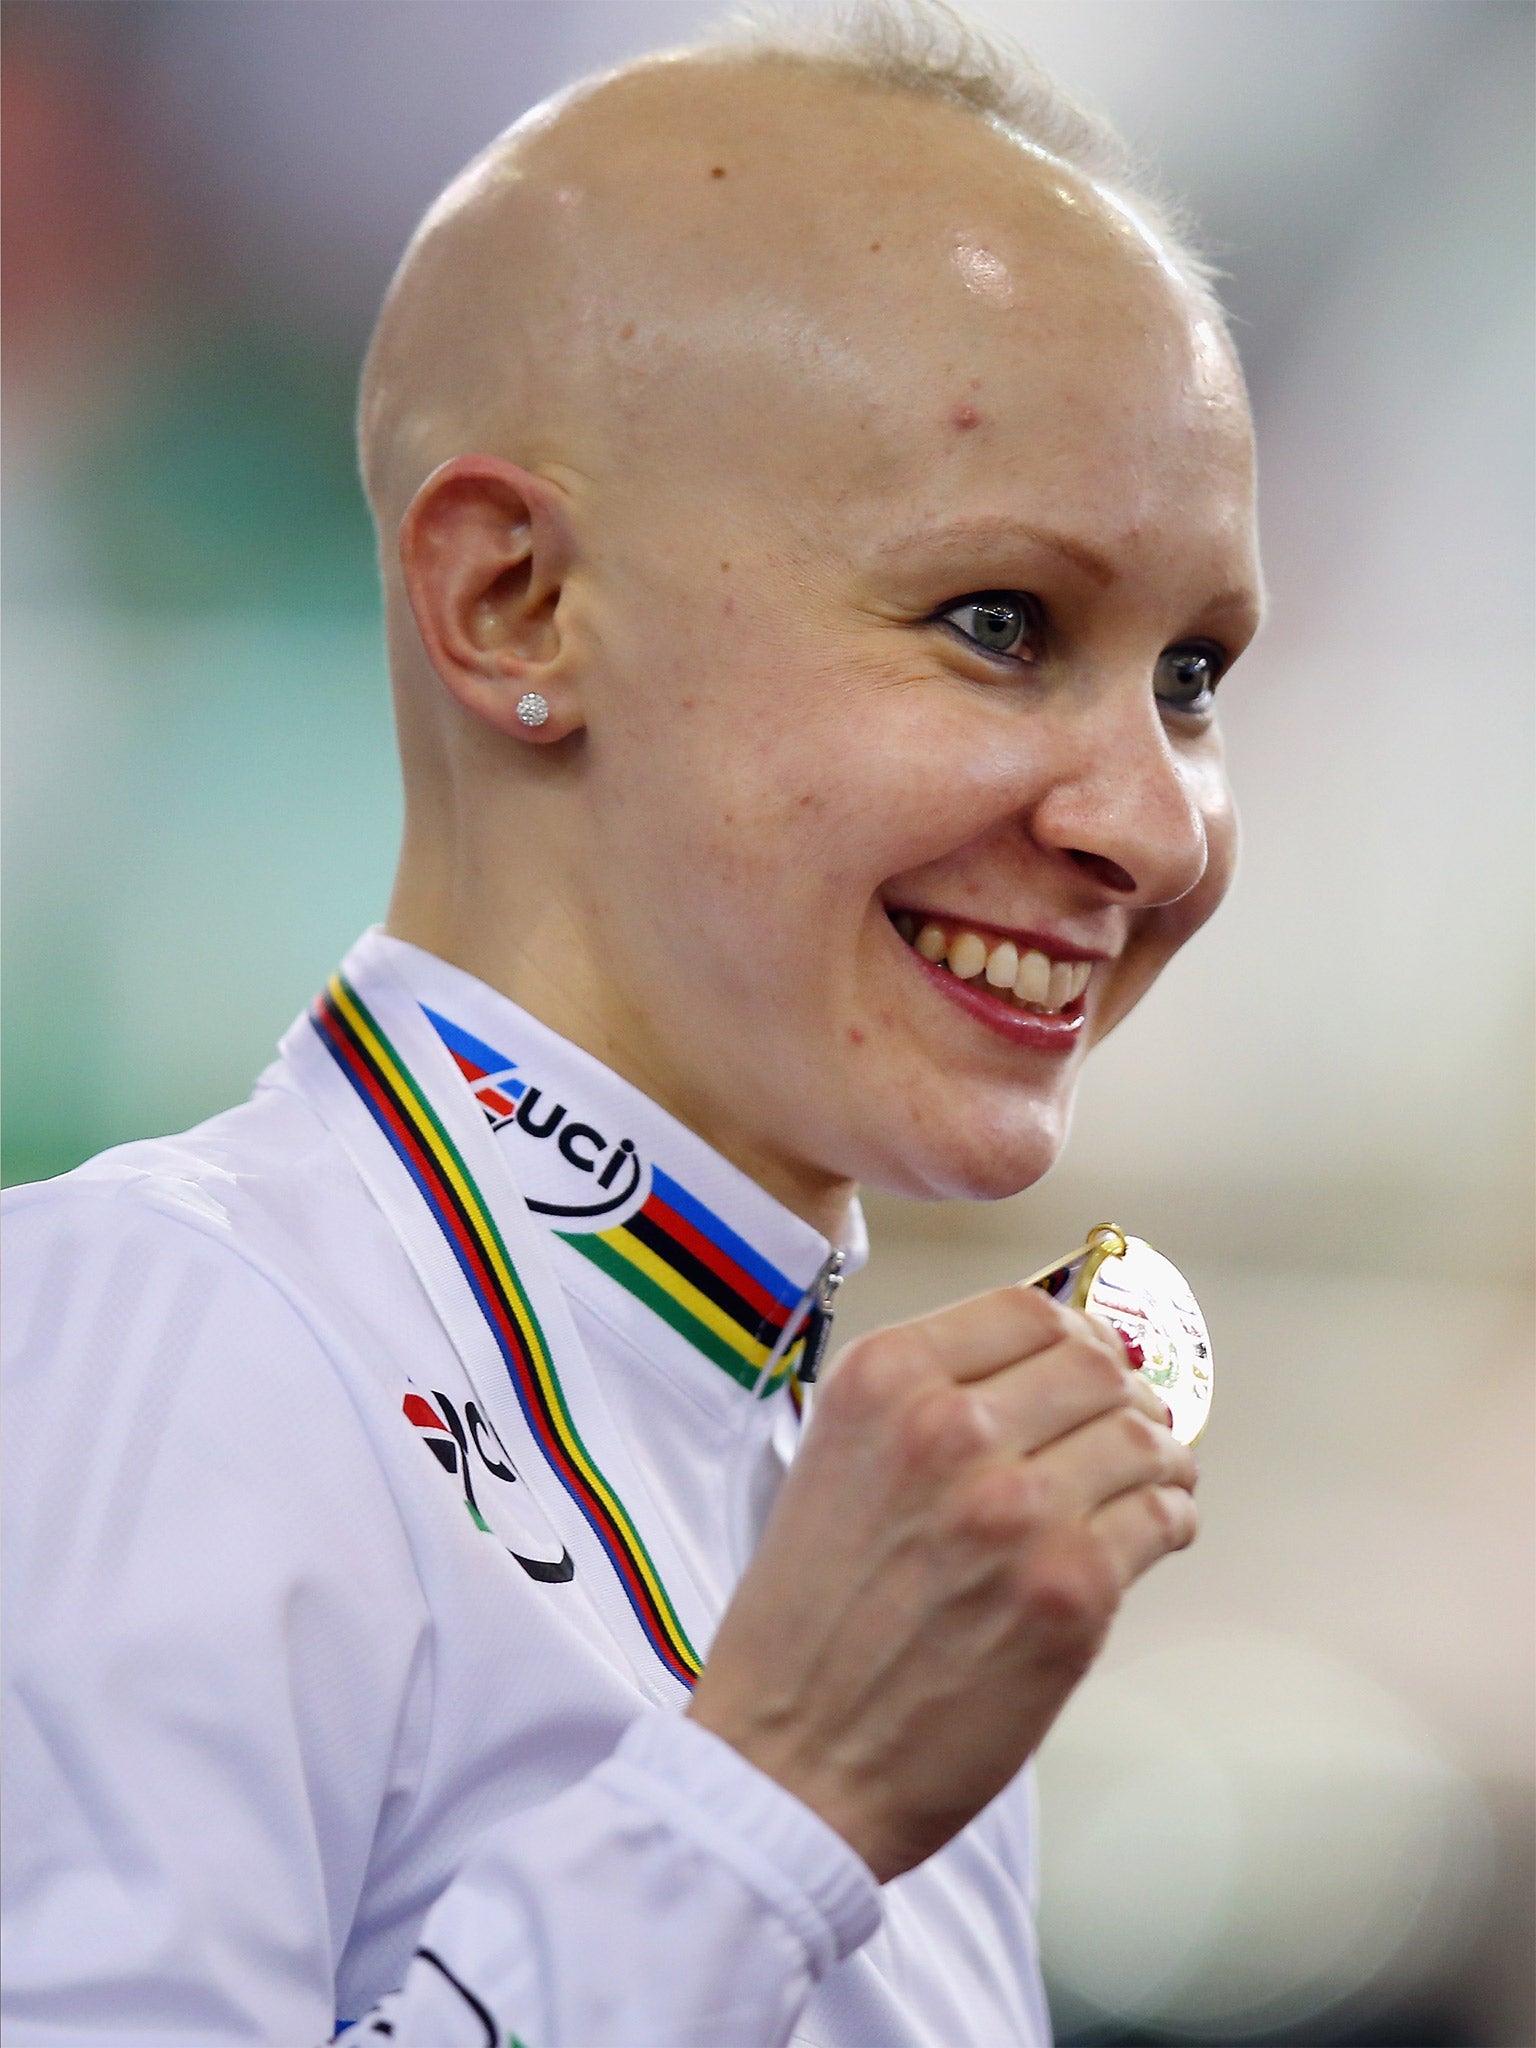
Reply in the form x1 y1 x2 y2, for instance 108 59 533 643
560 1171 805 1396
313 974 701 1687
420 1008 809 1399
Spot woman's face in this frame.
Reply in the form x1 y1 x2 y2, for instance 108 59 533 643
546 172 1263 1220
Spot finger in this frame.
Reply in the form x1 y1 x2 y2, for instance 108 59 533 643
1087 1482 1199 1586
1120 1367 1175 1431
1086 1317 1174 1428
857 1282 1092 1390
967 1322 1139 1456
1026 1403 1197 1520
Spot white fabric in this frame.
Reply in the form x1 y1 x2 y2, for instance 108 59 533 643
2 931 1052 2048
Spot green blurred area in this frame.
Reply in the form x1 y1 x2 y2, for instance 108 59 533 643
80 330 378 616
2 326 401 1186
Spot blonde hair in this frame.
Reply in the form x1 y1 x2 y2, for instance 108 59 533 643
706 0 1220 297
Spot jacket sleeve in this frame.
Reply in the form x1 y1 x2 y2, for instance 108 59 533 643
342 1714 879 2048
1 1183 879 2048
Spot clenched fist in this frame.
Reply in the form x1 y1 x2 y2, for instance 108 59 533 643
688 1283 1197 1883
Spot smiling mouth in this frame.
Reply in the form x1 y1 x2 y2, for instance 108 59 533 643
889 909 1094 1016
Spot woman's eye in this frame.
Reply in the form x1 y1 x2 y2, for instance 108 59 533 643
1155 641 1225 713
937 591 1040 662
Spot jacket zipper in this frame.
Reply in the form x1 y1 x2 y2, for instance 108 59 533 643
795 1248 846 1385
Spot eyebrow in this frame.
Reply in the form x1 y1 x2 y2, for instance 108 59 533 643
880 515 1119 588
1026 525 1117 588
879 515 1265 627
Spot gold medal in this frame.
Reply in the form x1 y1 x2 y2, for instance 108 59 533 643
1025 1224 1212 1445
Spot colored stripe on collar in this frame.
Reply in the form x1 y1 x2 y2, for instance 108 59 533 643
560 1169 806 1397
421 1004 811 1398
312 973 701 1688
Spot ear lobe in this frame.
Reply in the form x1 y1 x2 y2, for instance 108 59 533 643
398 455 582 742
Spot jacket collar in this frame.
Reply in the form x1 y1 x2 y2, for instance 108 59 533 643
376 934 866 1400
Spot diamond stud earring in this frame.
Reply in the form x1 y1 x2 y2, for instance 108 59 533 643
515 692 550 729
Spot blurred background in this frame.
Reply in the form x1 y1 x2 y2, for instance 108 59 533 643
3 1 1531 2040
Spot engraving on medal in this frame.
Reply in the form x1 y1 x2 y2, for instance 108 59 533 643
1026 1223 1212 1446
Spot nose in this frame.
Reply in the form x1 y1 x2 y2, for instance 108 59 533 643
1027 685 1212 909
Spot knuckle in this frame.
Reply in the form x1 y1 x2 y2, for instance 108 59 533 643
1143 1483 1179 1536
1085 1336 1135 1398
948 1461 1046 1547
1145 1484 1199 1549
895 1385 994 1484
820 1329 911 1420
1166 1443 1199 1491
1010 1537 1118 1644
822 1336 880 1416
1112 1405 1163 1457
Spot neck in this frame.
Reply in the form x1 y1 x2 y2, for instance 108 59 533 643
386 855 859 1245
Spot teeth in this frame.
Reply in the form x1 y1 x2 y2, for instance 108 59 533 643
897 913 1093 1014
1014 948 1051 1005
985 939 1018 989
947 931 988 981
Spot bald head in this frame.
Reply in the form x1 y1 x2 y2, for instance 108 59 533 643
372 23 1259 1224
359 43 1228 560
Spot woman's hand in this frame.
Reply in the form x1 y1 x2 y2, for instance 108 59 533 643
687 1284 1196 1883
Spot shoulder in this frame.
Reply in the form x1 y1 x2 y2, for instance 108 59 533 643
3 1077 427 1545
5 1071 397 1386
3 1079 437 1665
1 1103 443 2038
6 1066 352 1275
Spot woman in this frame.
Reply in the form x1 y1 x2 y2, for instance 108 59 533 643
3 8 1261 2042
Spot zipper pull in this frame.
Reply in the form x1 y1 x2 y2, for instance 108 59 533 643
796 1249 846 1385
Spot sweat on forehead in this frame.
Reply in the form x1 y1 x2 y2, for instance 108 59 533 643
357 48 1223 539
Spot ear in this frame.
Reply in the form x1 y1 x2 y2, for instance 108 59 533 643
398 455 582 744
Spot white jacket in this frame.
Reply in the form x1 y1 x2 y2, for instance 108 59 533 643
3 930 1050 2048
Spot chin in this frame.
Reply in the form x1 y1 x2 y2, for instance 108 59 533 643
855 1093 1075 1205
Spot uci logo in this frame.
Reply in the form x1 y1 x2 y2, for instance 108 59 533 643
404 1385 574 1584
501 1084 645 1221
424 1006 649 1223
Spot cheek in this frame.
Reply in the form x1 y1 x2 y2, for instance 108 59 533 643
581 660 859 986
598 633 988 903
